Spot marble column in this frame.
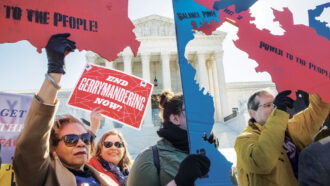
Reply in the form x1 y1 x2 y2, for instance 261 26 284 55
123 49 133 74
161 52 172 90
211 60 222 121
207 61 214 96
141 53 153 127
214 51 230 121
85 51 97 64
196 52 209 93
206 60 221 121
105 61 113 69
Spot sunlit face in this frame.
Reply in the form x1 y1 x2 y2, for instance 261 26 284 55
55 123 90 170
250 93 274 125
100 135 124 166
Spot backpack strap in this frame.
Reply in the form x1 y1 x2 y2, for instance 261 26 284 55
152 145 160 175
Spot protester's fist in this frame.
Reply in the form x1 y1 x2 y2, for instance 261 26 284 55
296 90 309 105
46 33 76 74
202 131 219 149
174 154 210 186
90 108 104 134
273 90 294 113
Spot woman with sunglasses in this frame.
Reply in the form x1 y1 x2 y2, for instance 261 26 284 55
88 110 132 186
13 33 118 186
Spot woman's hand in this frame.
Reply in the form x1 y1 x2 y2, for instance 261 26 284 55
90 107 104 134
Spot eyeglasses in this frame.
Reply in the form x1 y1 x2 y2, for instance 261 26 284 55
59 133 94 147
103 141 124 148
258 102 274 109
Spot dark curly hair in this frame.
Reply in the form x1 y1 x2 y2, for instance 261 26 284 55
158 90 184 123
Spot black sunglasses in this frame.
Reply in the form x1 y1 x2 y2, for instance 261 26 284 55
103 141 124 148
59 133 94 147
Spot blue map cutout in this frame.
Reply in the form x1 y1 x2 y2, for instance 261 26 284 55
308 2 330 41
172 0 257 185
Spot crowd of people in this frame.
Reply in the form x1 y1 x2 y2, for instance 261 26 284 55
11 33 330 186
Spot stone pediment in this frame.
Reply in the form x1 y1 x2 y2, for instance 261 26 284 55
133 15 175 37
133 14 225 38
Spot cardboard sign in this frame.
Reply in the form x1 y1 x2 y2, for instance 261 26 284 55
0 0 140 61
194 1 330 103
309 3 330 41
0 92 32 186
68 64 153 130
232 7 330 103
172 0 242 185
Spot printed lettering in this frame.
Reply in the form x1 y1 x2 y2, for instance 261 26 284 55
3 5 22 20
26 9 49 24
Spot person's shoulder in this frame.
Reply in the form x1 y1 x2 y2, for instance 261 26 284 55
308 136 330 150
318 135 330 144
128 145 159 186
157 139 188 157
157 138 175 150
133 146 154 164
88 156 98 162
235 125 260 149
87 157 99 166
301 136 330 158
237 125 259 138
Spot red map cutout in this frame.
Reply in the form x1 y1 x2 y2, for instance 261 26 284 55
194 0 217 11
0 0 140 61
194 5 330 103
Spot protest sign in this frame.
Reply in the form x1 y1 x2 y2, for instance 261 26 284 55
172 0 260 185
0 0 140 62
173 0 329 185
0 92 32 186
193 1 330 103
172 0 236 185
68 64 153 130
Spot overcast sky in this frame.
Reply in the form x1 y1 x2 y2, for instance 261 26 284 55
0 0 329 91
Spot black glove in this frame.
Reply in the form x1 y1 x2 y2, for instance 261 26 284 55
174 154 210 186
273 90 294 112
202 131 219 148
295 90 309 106
46 33 76 74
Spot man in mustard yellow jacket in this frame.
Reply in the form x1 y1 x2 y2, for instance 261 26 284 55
235 90 330 186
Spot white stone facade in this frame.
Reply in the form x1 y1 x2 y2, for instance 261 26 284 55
87 15 233 124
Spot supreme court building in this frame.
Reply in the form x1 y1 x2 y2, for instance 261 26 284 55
86 15 237 125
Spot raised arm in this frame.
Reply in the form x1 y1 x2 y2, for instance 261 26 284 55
235 110 289 173
13 33 76 186
89 108 104 135
288 93 330 150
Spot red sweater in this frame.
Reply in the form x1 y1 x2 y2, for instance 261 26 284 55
88 157 120 185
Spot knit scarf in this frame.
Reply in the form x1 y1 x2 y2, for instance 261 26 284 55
283 132 299 178
157 121 189 153
98 156 129 186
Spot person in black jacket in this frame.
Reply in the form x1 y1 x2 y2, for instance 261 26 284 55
298 114 330 186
